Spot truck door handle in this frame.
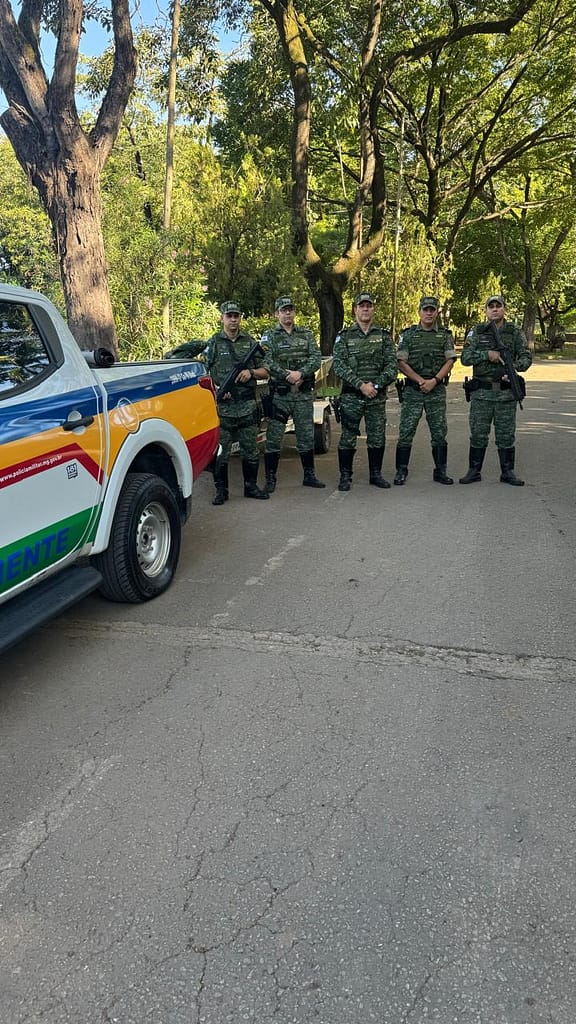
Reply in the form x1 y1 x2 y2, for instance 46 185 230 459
62 414 95 431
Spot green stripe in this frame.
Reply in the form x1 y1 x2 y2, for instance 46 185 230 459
0 508 98 595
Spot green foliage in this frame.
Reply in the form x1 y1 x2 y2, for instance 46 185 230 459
3 0 575 357
354 227 439 335
0 141 61 303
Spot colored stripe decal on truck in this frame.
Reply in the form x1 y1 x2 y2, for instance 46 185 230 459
0 508 98 595
0 442 103 490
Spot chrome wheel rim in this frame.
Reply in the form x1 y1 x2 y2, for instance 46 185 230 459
135 501 171 577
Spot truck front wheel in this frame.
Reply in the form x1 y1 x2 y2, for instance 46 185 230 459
95 473 182 602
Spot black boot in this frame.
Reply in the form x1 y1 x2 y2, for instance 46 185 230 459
459 446 486 484
498 447 524 486
264 452 279 493
338 448 354 491
212 463 229 505
300 450 326 488
368 446 391 488
432 443 453 485
394 445 411 486
242 459 269 499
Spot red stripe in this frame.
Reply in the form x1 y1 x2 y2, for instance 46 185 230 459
186 426 220 479
0 443 103 491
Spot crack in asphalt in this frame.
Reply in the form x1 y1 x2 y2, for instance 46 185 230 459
60 619 574 685
0 757 118 891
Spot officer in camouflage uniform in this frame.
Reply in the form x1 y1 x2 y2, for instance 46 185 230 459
394 297 457 486
205 301 270 504
459 295 532 486
333 292 397 491
262 296 325 492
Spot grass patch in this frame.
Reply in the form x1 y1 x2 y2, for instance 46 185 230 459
535 342 576 360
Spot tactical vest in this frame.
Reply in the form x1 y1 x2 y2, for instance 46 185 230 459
211 333 257 399
400 325 450 376
473 322 519 381
340 325 391 379
268 327 313 374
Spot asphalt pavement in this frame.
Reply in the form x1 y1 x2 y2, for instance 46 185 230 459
1 362 575 1024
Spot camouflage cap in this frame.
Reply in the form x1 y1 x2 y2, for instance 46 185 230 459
354 292 375 305
220 300 241 315
419 296 440 309
275 295 294 310
486 294 505 306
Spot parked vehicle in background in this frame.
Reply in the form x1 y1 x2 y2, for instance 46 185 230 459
0 285 219 652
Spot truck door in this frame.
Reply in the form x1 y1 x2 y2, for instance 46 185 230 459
0 297 104 603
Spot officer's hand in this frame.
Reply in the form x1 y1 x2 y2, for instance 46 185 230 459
286 370 303 385
419 379 436 394
360 381 378 399
488 350 503 363
236 369 252 383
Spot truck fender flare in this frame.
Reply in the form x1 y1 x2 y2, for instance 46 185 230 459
92 419 193 553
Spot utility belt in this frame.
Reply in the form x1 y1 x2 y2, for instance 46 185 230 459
341 382 386 396
463 376 525 402
270 377 314 396
404 377 447 390
472 378 513 392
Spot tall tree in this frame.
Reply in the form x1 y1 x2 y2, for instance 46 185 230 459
380 0 576 271
485 160 576 340
0 0 137 351
248 0 541 350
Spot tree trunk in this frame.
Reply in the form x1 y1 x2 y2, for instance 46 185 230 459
522 301 537 346
39 156 117 352
315 284 345 354
0 0 137 355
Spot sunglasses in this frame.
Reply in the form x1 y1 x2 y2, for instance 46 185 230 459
487 302 503 308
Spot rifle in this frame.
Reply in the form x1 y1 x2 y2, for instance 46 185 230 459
395 377 405 404
217 342 265 400
487 321 526 409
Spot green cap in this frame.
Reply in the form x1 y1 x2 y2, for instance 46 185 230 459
275 295 294 311
354 292 375 305
419 296 439 309
220 300 241 315
486 295 505 306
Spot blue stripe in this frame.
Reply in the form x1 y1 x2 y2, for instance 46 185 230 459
0 387 101 445
0 362 205 446
100 362 204 404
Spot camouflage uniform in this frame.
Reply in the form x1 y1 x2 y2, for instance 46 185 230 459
164 340 206 360
263 324 320 453
333 321 397 489
204 327 268 501
460 317 532 485
395 321 456 485
262 297 325 491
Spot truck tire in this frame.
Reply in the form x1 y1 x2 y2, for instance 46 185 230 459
314 409 332 454
94 472 182 603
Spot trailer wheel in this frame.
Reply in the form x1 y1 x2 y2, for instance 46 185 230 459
314 409 332 454
94 473 182 603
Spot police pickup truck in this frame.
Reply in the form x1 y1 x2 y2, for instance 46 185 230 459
0 284 220 652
